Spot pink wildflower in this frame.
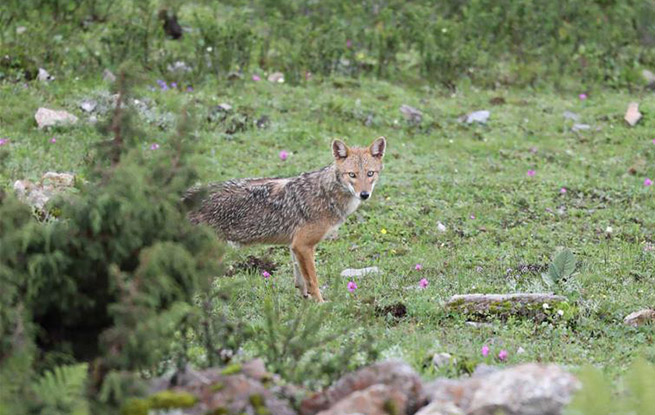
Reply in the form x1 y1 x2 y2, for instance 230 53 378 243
150 143 160 150
347 280 357 292
560 187 567 194
262 271 271 279
252 75 261 81
0 138 7 146
50 138 57 143
645 178 653 187
527 169 536 177
481 345 490 357
279 150 289 161
498 349 508 361
415 263 423 271
578 93 587 100
419 278 428 289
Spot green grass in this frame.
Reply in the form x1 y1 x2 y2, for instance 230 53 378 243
1 75 654 385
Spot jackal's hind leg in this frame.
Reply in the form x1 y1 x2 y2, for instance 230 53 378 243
290 248 308 297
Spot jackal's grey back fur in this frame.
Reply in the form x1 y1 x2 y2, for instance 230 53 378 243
186 165 354 245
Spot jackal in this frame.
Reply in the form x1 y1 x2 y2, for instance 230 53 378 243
187 137 386 302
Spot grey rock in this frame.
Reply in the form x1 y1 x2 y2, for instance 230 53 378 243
432 353 456 370
35 107 78 128
465 321 493 329
167 60 192 74
315 384 408 415
562 111 580 121
340 267 380 278
467 364 579 415
446 293 568 320
623 309 655 327
571 123 590 132
79 99 97 113
400 104 423 124
14 172 76 211
37 68 54 82
624 102 642 127
102 69 116 83
268 72 285 83
642 69 655 85
423 364 579 415
464 110 490 124
300 360 423 415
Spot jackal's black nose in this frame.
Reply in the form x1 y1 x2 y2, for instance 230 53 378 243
360 191 370 200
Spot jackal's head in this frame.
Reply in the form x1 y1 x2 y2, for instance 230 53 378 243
332 137 386 201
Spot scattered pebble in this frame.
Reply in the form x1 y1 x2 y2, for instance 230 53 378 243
35 107 78 128
400 104 422 124
340 267 380 278
462 110 490 124
624 102 642 127
37 68 54 82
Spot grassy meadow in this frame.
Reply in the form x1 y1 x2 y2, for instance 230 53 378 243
2 75 654 384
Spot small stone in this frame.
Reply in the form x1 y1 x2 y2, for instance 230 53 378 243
516 347 526 355
167 60 192 74
623 309 655 327
79 99 97 113
642 69 655 86
268 72 285 83
37 68 54 82
464 110 490 124
217 103 233 112
432 353 456 370
572 123 591 132
13 172 76 211
103 69 117 83
465 321 493 329
562 111 580 121
624 102 642 127
255 115 270 129
227 71 244 80
340 267 380 278
400 104 423 124
437 222 447 232
35 108 78 128
42 172 75 188
16 26 27 35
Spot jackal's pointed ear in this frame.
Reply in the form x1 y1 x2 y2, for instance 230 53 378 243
332 139 349 160
369 136 386 158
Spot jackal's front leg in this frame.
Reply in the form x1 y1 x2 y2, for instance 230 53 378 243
290 248 308 298
291 244 324 302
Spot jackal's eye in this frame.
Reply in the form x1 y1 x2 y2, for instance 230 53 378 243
367 171 374 177
348 172 356 178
